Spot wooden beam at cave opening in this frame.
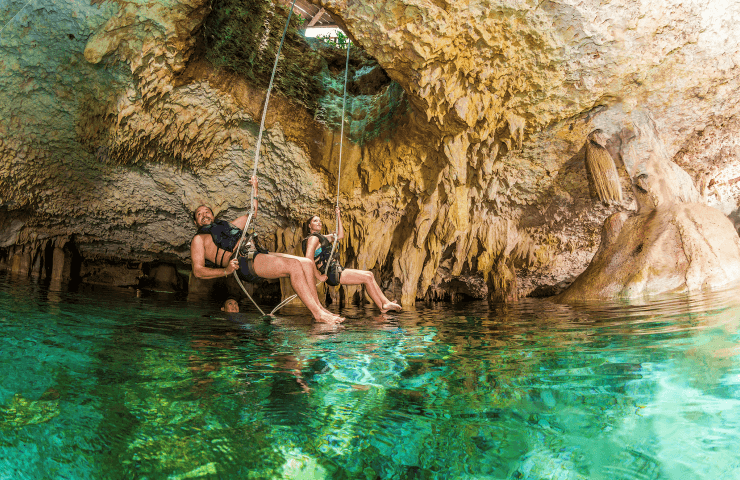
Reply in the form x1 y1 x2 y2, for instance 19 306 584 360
277 0 336 28
307 7 325 27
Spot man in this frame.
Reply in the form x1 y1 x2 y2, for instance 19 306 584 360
190 176 343 324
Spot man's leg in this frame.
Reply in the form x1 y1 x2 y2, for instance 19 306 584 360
252 254 343 323
270 253 335 312
270 253 322 282
340 268 402 313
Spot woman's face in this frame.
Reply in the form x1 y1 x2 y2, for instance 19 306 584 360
309 215 322 232
222 299 239 313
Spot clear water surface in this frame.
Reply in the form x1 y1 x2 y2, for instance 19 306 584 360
1 274 739 479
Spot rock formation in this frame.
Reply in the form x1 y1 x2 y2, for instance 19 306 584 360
557 203 740 301
2 0 740 304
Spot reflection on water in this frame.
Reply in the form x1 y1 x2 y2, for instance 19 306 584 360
1 275 739 479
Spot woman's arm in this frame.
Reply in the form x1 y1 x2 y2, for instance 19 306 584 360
335 205 344 241
304 235 319 261
304 236 327 281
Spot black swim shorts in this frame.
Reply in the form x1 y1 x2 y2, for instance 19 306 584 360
237 254 264 283
326 261 343 287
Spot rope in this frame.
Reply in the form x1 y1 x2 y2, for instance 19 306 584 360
236 0 297 248
270 281 321 315
0 0 34 39
270 42 351 316
233 0 297 317
322 41 351 276
233 270 266 316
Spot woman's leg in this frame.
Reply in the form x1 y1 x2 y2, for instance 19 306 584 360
252 254 343 323
340 268 401 312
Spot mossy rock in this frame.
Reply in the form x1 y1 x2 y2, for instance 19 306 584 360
203 0 324 112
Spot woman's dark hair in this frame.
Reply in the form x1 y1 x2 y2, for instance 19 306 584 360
303 214 320 237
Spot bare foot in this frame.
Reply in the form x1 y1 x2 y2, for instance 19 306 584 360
312 322 345 335
381 302 402 313
319 306 346 322
316 312 345 324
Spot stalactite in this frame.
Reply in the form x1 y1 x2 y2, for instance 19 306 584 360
585 129 623 203
487 255 518 303
31 242 44 277
10 245 29 276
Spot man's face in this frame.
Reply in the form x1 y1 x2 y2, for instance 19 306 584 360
194 206 215 227
222 299 239 313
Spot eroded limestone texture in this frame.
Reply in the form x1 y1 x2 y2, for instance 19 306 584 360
556 109 740 300
3 0 740 304
557 203 740 301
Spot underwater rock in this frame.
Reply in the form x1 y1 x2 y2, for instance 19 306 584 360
0 392 61 428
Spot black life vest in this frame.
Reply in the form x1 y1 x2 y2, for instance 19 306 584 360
302 232 335 271
196 220 242 268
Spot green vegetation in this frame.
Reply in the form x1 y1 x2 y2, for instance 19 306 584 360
202 0 407 145
315 30 350 48
202 0 324 111
354 82 410 146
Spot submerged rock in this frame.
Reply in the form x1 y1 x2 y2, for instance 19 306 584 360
0 392 61 428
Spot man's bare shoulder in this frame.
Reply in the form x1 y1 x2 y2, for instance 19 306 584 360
190 232 207 246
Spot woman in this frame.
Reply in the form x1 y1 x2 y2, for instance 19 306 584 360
303 207 401 313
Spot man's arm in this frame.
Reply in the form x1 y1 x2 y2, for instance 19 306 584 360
190 235 238 279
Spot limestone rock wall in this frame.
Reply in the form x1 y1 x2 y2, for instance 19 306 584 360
314 0 740 302
556 203 740 301
2 0 740 304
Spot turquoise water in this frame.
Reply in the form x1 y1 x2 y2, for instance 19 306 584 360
1 275 740 479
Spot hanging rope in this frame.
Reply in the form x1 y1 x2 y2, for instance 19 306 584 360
236 0 297 246
0 0 33 39
234 269 266 316
270 40 351 315
322 40 351 276
269 279 308 314
232 0 297 316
